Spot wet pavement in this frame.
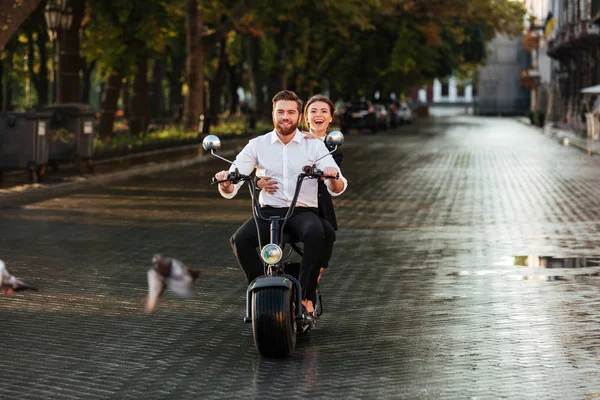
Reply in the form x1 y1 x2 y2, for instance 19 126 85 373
1 116 600 399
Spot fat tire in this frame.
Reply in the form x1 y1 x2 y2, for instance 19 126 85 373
252 287 296 358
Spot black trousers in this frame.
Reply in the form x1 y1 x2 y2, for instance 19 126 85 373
230 207 335 301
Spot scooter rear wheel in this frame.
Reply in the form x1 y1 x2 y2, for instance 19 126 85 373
252 287 297 358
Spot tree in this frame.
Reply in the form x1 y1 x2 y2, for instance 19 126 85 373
16 4 50 106
58 0 85 103
0 0 42 51
82 0 172 138
182 0 249 132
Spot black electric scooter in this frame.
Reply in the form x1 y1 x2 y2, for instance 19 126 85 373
203 131 343 358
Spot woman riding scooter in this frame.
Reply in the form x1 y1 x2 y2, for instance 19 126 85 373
258 94 342 285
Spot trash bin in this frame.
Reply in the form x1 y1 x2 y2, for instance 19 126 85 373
0 112 52 183
40 103 97 172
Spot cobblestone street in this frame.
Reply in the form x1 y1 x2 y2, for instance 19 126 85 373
1 116 600 399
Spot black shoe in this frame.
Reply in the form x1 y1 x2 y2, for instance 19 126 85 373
300 305 316 332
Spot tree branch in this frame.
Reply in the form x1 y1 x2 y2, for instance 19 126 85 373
201 0 249 44
0 0 43 51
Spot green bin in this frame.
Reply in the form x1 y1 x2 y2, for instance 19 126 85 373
40 103 97 172
0 112 52 183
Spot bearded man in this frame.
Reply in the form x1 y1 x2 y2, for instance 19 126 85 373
214 90 347 314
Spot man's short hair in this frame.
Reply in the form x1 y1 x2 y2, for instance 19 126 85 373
272 90 303 114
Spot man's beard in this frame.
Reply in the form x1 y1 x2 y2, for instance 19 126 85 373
275 118 299 136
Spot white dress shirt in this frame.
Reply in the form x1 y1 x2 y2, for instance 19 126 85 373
218 129 347 208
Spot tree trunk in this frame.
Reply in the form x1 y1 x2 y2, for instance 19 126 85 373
122 80 130 118
183 0 205 131
266 25 288 109
58 0 84 103
80 59 96 103
167 47 185 121
0 0 42 51
244 35 264 117
1 48 13 111
98 71 123 140
274 24 289 93
227 61 240 115
27 30 49 107
0 60 3 110
5 85 12 111
149 55 166 122
129 55 149 137
206 39 228 134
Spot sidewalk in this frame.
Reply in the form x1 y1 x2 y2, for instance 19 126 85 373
0 136 249 208
516 116 600 155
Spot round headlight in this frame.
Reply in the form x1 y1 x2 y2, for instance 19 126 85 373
260 244 283 265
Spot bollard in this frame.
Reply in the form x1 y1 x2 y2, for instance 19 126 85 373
198 114 205 136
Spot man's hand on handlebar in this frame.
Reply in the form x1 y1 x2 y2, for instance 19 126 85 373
321 166 340 181
215 170 234 193
321 166 345 193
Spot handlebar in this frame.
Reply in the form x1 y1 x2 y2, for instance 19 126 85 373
211 169 252 185
213 165 339 247
301 165 339 180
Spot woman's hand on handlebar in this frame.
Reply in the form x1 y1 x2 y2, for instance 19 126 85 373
257 176 278 194
215 170 234 193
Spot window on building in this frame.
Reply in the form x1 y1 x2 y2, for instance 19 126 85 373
457 85 465 97
441 83 449 97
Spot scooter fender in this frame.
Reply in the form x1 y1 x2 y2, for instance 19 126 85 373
244 275 302 323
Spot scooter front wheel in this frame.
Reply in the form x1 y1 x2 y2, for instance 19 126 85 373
252 286 297 358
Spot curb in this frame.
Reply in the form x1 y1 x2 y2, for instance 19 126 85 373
515 117 600 156
0 149 237 208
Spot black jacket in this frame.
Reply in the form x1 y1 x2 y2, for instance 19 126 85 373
318 140 343 230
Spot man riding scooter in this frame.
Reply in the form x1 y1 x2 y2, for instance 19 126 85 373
214 90 348 316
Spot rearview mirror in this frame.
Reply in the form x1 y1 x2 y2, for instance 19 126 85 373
326 131 344 147
202 135 221 152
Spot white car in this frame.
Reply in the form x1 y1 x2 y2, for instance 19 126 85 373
398 102 413 125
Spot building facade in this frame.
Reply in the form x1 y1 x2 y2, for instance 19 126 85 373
413 77 473 105
477 35 531 115
545 0 600 134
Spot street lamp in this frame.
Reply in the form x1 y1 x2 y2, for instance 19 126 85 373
44 0 73 103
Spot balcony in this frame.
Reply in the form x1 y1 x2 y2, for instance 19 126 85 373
547 22 599 58
573 20 600 45
547 27 571 58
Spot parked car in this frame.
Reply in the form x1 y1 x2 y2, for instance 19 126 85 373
381 102 401 127
397 102 413 125
340 101 377 134
374 104 391 130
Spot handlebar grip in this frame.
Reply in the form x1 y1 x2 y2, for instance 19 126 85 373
211 177 233 185
323 173 339 180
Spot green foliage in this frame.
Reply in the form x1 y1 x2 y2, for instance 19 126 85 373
94 116 273 153
81 0 174 77
6 0 528 115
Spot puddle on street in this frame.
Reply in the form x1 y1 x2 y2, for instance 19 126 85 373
451 256 600 281
511 256 600 269
502 256 600 281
